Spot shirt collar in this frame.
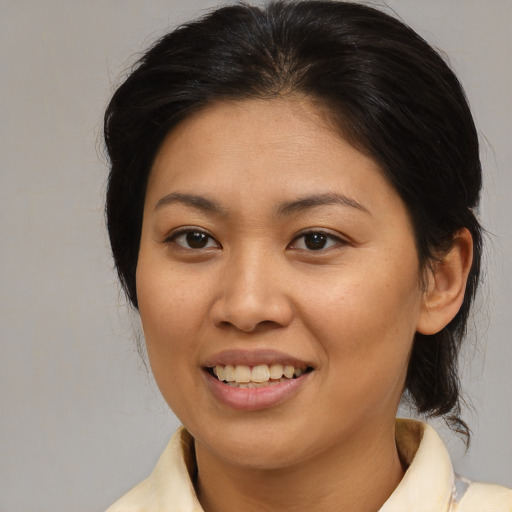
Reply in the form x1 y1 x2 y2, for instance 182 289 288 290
379 419 455 511
109 418 455 511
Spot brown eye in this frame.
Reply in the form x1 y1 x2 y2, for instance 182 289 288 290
186 231 209 248
169 229 220 250
304 233 328 250
289 231 345 252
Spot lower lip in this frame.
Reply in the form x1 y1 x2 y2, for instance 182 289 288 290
204 370 311 411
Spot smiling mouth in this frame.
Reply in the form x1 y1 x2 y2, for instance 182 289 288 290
207 364 313 389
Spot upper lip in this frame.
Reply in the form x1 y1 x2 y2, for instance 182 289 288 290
202 349 313 369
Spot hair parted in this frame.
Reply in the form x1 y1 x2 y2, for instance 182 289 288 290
104 1 483 441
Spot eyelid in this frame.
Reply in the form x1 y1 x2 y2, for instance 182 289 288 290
164 226 221 249
288 229 348 251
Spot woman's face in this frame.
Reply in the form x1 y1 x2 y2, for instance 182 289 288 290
137 98 427 469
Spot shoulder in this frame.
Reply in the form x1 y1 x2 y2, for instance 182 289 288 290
387 419 512 512
457 480 512 512
105 427 202 512
106 478 153 512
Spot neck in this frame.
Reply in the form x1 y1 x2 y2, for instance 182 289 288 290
195 419 404 512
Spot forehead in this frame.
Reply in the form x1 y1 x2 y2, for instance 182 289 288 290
151 97 342 171
145 97 405 223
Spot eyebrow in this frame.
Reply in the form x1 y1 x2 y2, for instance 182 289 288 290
277 193 370 217
154 192 226 214
153 191 370 217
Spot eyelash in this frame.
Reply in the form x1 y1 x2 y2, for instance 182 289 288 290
288 230 347 252
164 228 347 252
165 228 221 250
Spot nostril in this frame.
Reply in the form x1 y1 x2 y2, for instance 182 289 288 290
210 286 294 332
217 319 288 334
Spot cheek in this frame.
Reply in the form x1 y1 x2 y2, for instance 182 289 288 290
300 255 422 380
136 268 212 421
137 255 208 331
136 261 208 384
302 288 419 424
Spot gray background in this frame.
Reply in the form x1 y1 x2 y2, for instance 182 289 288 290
1 1 510 510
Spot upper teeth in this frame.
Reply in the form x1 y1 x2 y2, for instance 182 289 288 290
213 364 304 383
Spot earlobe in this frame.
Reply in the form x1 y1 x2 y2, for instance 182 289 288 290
417 228 473 335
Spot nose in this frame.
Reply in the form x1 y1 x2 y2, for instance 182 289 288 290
210 251 294 333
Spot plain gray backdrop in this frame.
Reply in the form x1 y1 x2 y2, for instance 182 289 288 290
1 1 510 510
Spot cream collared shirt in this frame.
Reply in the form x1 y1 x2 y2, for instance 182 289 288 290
106 419 512 511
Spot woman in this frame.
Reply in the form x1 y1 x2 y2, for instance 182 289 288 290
103 1 512 510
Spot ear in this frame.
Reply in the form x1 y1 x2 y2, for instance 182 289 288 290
417 228 473 335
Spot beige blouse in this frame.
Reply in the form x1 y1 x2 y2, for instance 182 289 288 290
106 419 512 511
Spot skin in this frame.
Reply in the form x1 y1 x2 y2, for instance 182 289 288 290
136 97 472 512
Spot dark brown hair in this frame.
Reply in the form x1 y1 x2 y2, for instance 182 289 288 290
104 1 482 440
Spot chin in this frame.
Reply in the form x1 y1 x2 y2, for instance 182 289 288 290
190 417 323 471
